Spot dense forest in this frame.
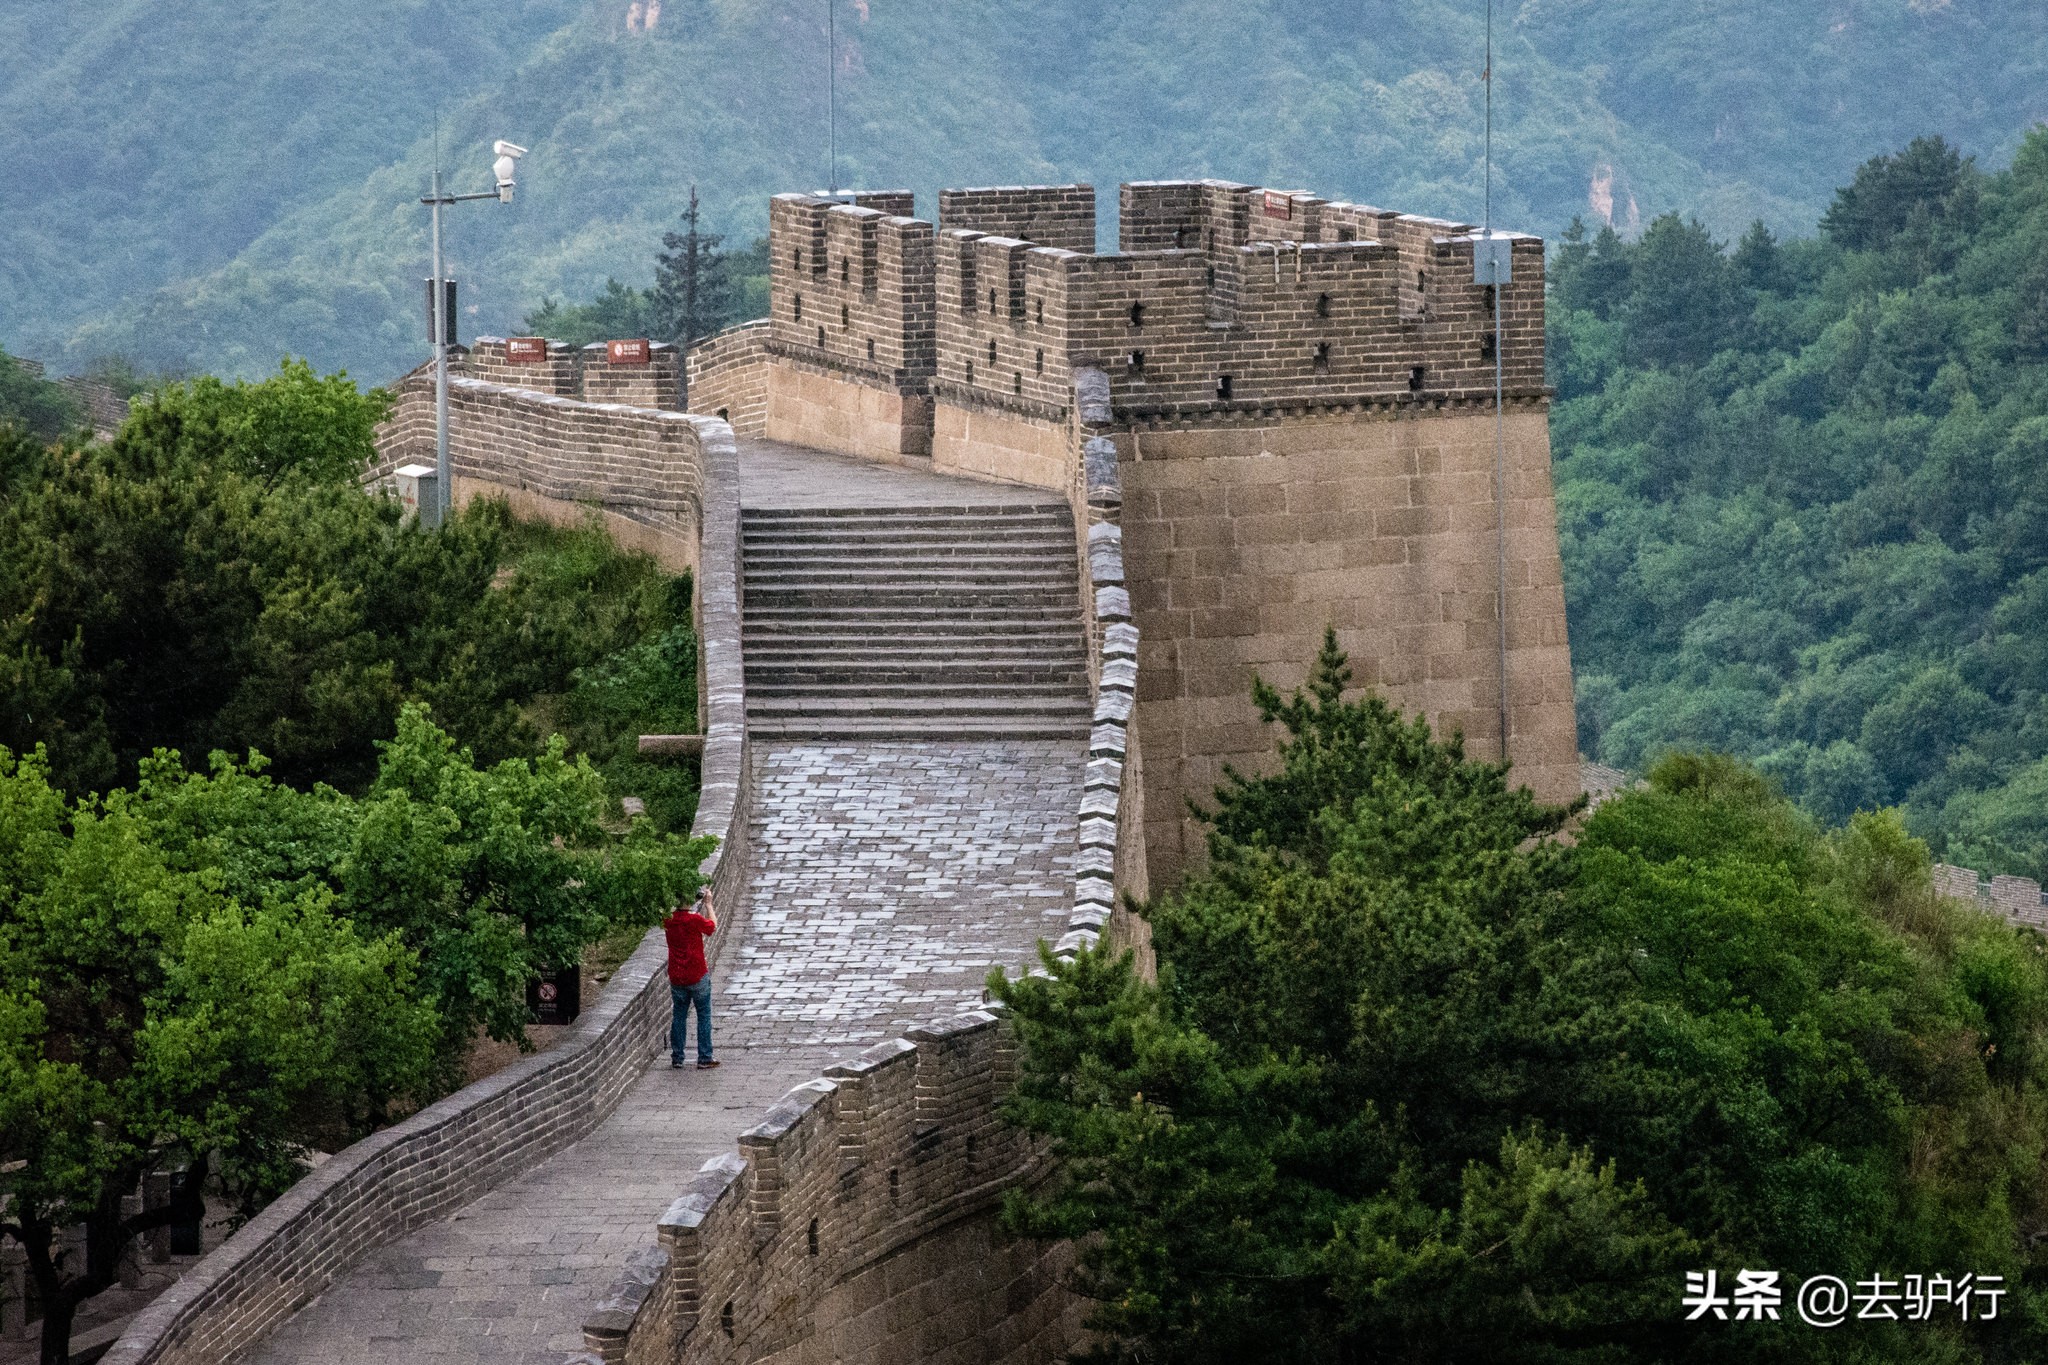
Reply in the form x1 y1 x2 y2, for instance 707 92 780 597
1554 129 2048 879
3 0 2040 381
1000 639 2048 1363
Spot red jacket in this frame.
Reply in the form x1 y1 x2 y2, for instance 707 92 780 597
664 909 716 986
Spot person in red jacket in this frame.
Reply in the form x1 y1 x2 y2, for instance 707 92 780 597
665 887 719 1069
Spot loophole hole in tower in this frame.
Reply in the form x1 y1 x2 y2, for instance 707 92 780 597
989 288 998 314
888 1168 900 1201
1480 333 1497 362
966 360 975 384
1316 292 1332 318
816 325 825 349
1408 365 1426 391
807 1218 820 1256
1314 342 1330 370
841 258 849 283
721 1301 735 1338
1128 302 1145 328
867 338 876 361
1035 298 1044 324
793 294 802 322
840 303 849 329
1127 350 1144 373
1013 372 1022 394
988 338 998 365
1216 374 1234 400
1034 347 1044 374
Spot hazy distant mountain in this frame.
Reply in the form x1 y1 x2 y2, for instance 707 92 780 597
3 0 2042 382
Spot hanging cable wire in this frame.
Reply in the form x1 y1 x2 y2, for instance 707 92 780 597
1487 0 1511 764
827 0 838 195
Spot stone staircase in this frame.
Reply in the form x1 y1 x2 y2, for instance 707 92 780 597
741 502 1092 740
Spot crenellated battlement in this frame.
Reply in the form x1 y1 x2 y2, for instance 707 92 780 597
720 176 1579 891
759 178 1544 433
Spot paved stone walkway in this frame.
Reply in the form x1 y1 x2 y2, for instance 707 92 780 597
243 441 1084 1364
737 438 1052 508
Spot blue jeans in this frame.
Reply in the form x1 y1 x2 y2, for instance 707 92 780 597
671 979 713 1064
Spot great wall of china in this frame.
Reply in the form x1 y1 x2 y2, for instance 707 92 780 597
68 178 2043 1365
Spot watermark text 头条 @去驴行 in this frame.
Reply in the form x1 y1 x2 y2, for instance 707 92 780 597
1683 1270 2005 1327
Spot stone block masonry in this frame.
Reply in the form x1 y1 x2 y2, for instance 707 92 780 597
1119 401 1578 889
683 174 1580 895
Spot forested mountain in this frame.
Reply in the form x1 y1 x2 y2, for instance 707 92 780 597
1557 130 2048 879
2 0 2043 381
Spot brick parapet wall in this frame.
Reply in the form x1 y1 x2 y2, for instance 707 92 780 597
685 321 771 434
576 1010 1085 1365
582 343 684 410
924 178 1543 429
371 371 708 534
107 388 751 1365
470 336 583 395
937 184 1097 255
767 194 937 394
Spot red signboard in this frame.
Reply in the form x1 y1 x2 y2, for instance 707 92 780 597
506 337 548 363
606 338 652 365
1261 191 1294 221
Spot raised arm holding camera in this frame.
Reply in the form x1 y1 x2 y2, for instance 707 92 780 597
664 887 720 1069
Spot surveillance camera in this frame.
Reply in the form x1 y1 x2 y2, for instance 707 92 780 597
492 140 527 202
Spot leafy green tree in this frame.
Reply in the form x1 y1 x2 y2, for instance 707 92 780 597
0 360 687 800
336 703 713 1070
994 639 2048 1363
0 348 79 442
525 210 769 352
1554 129 2048 875
0 744 439 1365
1622 215 1742 368
1732 220 1788 296
523 280 658 350
651 187 768 348
1820 134 1978 257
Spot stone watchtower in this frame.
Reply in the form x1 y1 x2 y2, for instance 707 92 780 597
691 179 1578 892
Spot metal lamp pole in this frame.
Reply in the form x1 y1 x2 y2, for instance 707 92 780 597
419 140 525 527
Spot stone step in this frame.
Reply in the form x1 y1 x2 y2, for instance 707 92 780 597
746 623 1080 639
745 618 1083 637
742 532 1072 553
740 504 1068 522
745 714 1091 741
743 590 1080 610
743 572 1078 594
746 668 1087 689
743 642 1088 663
742 545 1076 566
746 694 1091 721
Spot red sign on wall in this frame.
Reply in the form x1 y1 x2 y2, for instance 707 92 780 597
506 337 548 363
1261 191 1294 221
606 338 652 365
